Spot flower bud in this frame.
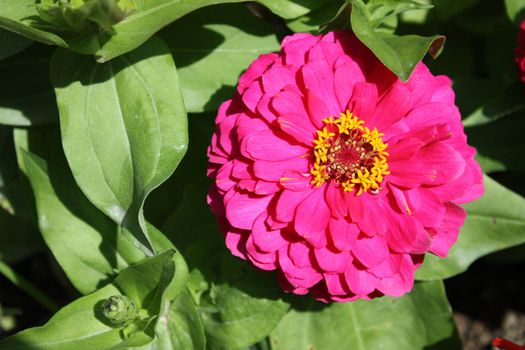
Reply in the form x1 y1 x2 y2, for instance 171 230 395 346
101 295 138 327
36 0 135 33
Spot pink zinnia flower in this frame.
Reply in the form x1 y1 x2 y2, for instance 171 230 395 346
516 19 525 83
207 31 483 302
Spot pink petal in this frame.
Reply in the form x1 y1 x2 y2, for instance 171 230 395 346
235 114 268 141
251 214 288 252
385 212 431 254
333 57 365 110
429 203 466 257
254 180 280 195
278 247 323 289
307 40 345 67
301 60 341 115
368 83 412 131
376 254 415 297
277 113 316 145
389 143 466 188
352 235 389 268
262 66 296 94
225 230 248 259
328 217 359 251
257 94 278 123
225 191 272 230
242 80 264 113
231 159 252 180
245 235 278 270
314 246 351 273
305 89 330 129
294 188 331 245
238 53 277 94
344 263 379 296
215 161 235 193
324 273 350 295
241 129 307 161
252 156 309 181
282 34 320 66
354 194 388 236
274 189 311 223
325 182 347 219
288 241 313 268
348 82 378 121
271 88 308 117
279 171 312 192
405 188 446 228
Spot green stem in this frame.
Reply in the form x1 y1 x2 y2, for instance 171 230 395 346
0 259 59 313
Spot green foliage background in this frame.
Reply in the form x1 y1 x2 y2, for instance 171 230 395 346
0 0 524 349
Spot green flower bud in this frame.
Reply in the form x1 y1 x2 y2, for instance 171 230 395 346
101 295 138 327
36 0 135 33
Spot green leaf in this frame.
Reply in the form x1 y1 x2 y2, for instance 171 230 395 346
0 251 176 350
505 0 525 25
0 28 32 61
0 44 58 126
416 175 525 280
0 0 67 46
322 0 445 81
197 257 290 350
147 289 206 350
350 0 445 81
50 36 188 255
270 281 460 350
19 148 145 294
159 3 280 113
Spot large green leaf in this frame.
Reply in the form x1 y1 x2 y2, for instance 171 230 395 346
0 251 176 350
416 176 525 280
0 28 32 61
159 3 280 113
0 0 67 46
270 281 459 350
50 36 188 255
20 149 145 294
322 0 444 81
0 44 58 126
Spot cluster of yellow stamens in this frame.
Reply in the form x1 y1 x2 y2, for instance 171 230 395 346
310 110 390 196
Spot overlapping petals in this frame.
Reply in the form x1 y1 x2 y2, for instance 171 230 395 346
207 31 483 302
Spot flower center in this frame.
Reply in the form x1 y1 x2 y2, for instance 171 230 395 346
310 110 390 195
